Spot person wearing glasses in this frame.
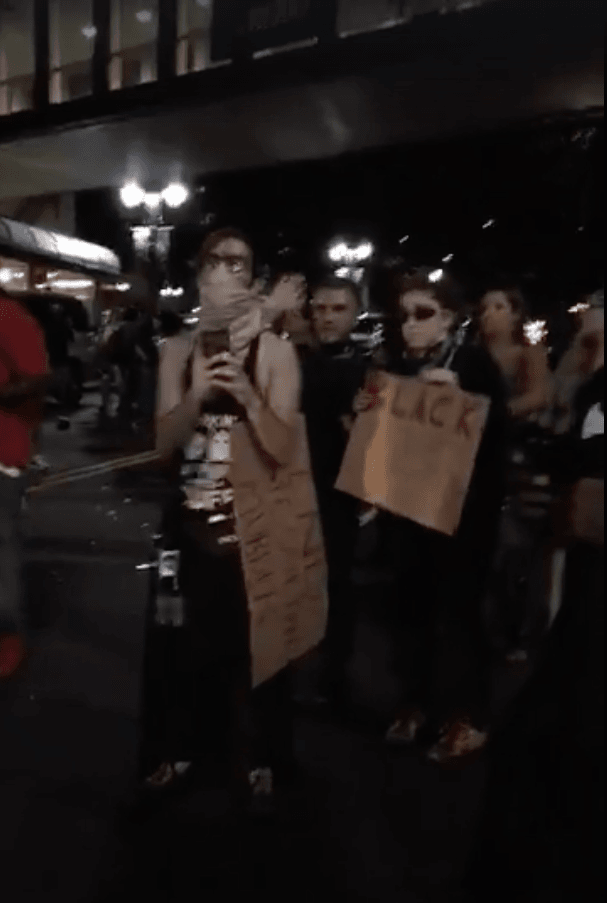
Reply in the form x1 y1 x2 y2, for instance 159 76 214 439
353 270 507 765
137 228 301 810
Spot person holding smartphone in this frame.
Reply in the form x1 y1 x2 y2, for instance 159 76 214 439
137 228 300 809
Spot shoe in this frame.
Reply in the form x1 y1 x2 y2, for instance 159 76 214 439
427 718 489 767
386 707 427 745
0 634 27 679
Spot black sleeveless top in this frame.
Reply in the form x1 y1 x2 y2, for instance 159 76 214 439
176 334 261 557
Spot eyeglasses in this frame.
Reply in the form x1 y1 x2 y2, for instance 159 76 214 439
205 254 249 274
400 306 439 323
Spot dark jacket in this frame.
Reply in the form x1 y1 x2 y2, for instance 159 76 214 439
301 342 368 502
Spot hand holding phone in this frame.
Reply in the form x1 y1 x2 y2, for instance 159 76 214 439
200 329 231 360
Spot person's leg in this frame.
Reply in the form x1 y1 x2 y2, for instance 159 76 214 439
0 474 26 637
319 497 359 701
250 664 296 785
432 541 493 733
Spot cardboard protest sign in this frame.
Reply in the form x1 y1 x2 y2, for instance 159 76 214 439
230 415 329 688
336 373 491 536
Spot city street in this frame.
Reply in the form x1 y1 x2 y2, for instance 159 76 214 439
1 390 533 903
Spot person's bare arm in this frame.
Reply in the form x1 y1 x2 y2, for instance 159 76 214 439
208 334 300 466
155 335 220 461
249 335 300 464
508 346 551 419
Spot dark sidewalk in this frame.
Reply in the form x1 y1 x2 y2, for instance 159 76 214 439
1 393 536 903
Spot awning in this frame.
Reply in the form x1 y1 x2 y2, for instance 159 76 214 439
0 216 121 277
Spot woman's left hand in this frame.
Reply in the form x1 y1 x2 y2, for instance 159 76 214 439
420 368 459 387
209 353 257 409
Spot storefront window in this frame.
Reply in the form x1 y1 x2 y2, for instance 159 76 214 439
109 0 159 91
0 0 35 115
176 0 215 75
49 0 95 104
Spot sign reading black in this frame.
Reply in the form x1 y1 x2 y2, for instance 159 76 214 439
211 0 323 61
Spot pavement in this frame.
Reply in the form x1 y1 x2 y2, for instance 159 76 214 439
1 391 536 903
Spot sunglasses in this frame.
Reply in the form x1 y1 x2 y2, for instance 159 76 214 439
400 305 440 323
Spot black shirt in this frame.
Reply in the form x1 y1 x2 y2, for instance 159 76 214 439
301 342 367 499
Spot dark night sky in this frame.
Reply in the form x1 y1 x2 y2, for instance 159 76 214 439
77 117 603 321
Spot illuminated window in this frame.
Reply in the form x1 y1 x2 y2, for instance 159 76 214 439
109 0 159 91
49 0 95 104
0 0 35 115
176 0 219 74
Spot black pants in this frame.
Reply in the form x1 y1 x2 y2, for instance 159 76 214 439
387 514 494 730
317 491 359 691
137 518 295 786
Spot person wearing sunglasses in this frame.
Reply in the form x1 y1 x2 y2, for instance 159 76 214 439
353 270 508 766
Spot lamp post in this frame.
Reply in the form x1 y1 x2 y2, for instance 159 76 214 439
118 181 191 306
326 238 375 311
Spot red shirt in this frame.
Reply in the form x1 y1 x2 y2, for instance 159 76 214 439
0 295 49 470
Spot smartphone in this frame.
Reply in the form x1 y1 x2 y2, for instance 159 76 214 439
200 329 230 360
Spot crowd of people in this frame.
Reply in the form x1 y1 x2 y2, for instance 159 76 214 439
131 227 603 799
0 224 604 895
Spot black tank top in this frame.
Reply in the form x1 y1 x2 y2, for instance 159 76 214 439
177 335 261 557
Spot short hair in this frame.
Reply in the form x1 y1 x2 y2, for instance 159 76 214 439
196 227 255 278
311 275 362 310
386 270 465 319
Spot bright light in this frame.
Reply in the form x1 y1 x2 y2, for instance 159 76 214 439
399 235 410 244
524 320 549 346
568 302 591 315
120 182 146 209
49 278 94 290
0 267 15 284
136 9 153 24
115 282 132 293
442 254 454 263
162 183 190 209
428 269 444 283
160 286 184 298
81 25 97 39
328 240 374 265
356 242 374 263
482 219 496 230
144 192 162 212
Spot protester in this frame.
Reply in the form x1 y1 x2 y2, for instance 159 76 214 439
0 289 49 678
298 276 367 709
459 314 604 902
136 228 301 809
549 289 604 435
475 286 555 665
478 286 551 422
355 271 507 764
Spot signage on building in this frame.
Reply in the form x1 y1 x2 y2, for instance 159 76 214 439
211 0 324 61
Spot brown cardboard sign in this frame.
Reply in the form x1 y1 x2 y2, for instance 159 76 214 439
336 373 491 536
231 415 329 688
